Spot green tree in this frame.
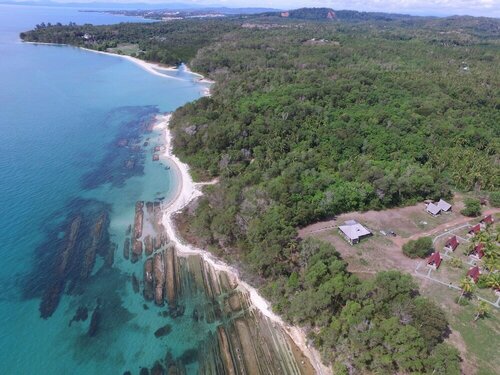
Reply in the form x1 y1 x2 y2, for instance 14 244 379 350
402 237 434 259
425 343 461 375
473 301 490 321
461 198 482 217
458 277 476 303
489 191 500 207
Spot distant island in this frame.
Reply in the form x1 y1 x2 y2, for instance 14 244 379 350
21 7 500 374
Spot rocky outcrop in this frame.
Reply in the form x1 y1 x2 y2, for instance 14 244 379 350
123 237 130 260
134 201 144 239
144 258 154 301
145 235 154 256
132 239 143 263
81 212 107 279
153 253 165 306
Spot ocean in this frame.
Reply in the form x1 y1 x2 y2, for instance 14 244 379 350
0 5 212 374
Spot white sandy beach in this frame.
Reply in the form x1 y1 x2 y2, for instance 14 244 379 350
156 113 330 375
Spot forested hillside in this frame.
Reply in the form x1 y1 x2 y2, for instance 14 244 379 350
21 13 500 373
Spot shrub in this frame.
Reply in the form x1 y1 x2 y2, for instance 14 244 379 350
403 237 433 258
461 198 481 217
476 275 488 289
448 257 463 269
490 191 500 208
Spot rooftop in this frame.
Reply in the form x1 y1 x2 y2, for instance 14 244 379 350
339 222 371 241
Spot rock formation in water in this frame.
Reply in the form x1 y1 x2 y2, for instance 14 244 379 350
132 273 140 294
81 212 107 279
143 258 154 301
145 235 153 256
134 201 144 239
132 239 143 263
123 237 130 260
88 302 101 337
153 253 165 306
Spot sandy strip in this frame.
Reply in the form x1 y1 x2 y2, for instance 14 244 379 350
24 41 189 81
156 113 330 375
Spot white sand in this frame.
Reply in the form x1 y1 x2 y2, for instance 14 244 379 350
157 113 330 375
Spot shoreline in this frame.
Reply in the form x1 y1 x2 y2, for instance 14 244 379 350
156 113 330 375
24 41 214 87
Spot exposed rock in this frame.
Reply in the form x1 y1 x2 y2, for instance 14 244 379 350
131 239 143 263
164 247 177 307
144 235 153 256
134 201 144 239
143 258 154 301
153 252 165 306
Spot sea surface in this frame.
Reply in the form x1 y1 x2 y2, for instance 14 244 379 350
0 5 211 374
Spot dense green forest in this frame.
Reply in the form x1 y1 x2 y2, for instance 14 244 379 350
21 11 500 373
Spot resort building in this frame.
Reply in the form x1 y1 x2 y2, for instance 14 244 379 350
467 266 481 283
437 199 452 212
469 243 485 260
444 236 459 252
425 199 452 216
468 224 481 237
427 252 442 269
338 220 372 245
480 215 494 229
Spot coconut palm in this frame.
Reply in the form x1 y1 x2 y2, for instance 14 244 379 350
458 277 475 303
485 273 500 291
473 301 490 321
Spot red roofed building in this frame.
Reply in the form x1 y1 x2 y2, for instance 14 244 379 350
468 224 481 236
470 243 485 260
480 215 494 228
444 236 459 251
467 266 481 283
427 252 442 269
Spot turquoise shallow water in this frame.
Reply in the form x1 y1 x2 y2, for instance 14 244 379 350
0 5 211 374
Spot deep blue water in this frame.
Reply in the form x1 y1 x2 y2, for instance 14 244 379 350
0 5 210 374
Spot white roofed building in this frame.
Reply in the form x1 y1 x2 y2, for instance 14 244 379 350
437 199 452 212
426 203 441 216
339 221 372 245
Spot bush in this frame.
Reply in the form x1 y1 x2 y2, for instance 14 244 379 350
476 275 488 289
490 191 500 207
448 257 463 269
403 237 434 258
461 198 482 217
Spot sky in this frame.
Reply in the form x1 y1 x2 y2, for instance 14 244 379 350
11 0 500 17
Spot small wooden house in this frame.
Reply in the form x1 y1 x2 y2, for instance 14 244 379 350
480 215 494 229
427 252 442 269
444 236 459 252
469 243 485 260
468 224 481 236
466 266 481 283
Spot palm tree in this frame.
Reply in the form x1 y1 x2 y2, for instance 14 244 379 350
458 277 475 303
485 273 500 291
473 301 490 321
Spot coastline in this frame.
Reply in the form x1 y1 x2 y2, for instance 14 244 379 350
23 39 323 373
156 113 330 375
